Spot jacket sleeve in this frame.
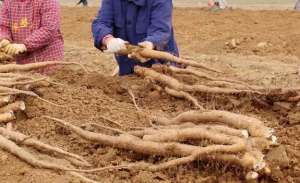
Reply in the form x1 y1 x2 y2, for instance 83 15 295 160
92 0 114 50
0 0 12 41
145 0 173 49
24 0 61 51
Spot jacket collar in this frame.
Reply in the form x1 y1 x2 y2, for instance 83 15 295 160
128 0 146 6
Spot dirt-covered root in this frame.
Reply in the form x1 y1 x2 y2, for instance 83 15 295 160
129 124 248 138
0 127 89 166
134 66 261 95
0 86 38 97
154 65 255 90
45 117 247 157
0 86 61 107
0 61 88 73
0 77 47 87
0 101 25 113
152 110 274 138
0 111 15 123
45 116 275 179
0 133 76 171
0 96 11 107
0 129 102 183
118 44 221 73
135 65 300 108
164 87 203 109
142 126 245 144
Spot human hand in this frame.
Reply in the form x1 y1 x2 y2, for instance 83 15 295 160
138 41 154 50
3 43 27 55
128 41 154 63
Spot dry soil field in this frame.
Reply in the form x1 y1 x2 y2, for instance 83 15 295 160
0 7 300 183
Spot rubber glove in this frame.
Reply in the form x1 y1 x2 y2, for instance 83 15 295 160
4 44 27 55
105 38 126 53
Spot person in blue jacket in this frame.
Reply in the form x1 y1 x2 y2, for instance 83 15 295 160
92 0 179 75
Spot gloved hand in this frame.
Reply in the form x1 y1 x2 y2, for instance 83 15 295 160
3 43 27 55
128 41 154 63
105 38 126 53
0 39 10 48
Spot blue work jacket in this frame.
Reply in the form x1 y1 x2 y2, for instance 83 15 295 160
92 0 179 75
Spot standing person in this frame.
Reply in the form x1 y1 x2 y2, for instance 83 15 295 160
208 0 215 8
92 0 179 76
76 0 88 7
209 0 228 10
0 0 64 74
218 0 228 9
295 0 300 11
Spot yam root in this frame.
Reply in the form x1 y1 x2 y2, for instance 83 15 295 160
0 86 38 97
164 87 203 109
0 133 102 182
0 95 10 107
142 126 245 145
45 116 269 172
0 101 25 113
0 111 15 123
152 110 272 138
159 65 254 89
118 44 221 73
0 134 85 172
129 124 248 139
0 61 88 73
45 116 246 157
0 127 89 165
134 66 260 95
0 77 47 87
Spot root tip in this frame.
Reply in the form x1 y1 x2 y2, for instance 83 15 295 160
3 96 10 102
241 130 249 138
271 135 278 145
246 171 259 180
253 161 266 171
20 101 26 111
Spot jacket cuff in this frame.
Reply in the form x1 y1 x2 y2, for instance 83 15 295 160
94 31 112 50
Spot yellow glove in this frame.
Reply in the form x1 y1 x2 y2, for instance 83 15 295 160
0 39 10 48
3 43 27 55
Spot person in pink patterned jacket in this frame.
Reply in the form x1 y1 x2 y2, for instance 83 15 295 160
0 0 64 74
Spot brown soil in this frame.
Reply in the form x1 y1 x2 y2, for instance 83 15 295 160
1 7 300 183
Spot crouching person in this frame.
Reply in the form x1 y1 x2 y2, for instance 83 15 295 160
0 0 64 74
92 0 179 76
296 0 300 11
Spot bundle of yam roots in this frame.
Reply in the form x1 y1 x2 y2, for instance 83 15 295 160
0 45 298 182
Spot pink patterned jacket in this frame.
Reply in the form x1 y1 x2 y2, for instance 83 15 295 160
0 0 64 65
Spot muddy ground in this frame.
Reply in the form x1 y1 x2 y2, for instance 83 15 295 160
1 7 300 183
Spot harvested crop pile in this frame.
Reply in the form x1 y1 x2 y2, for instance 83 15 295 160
1 7 300 183
45 109 276 182
1 45 295 183
0 59 297 182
